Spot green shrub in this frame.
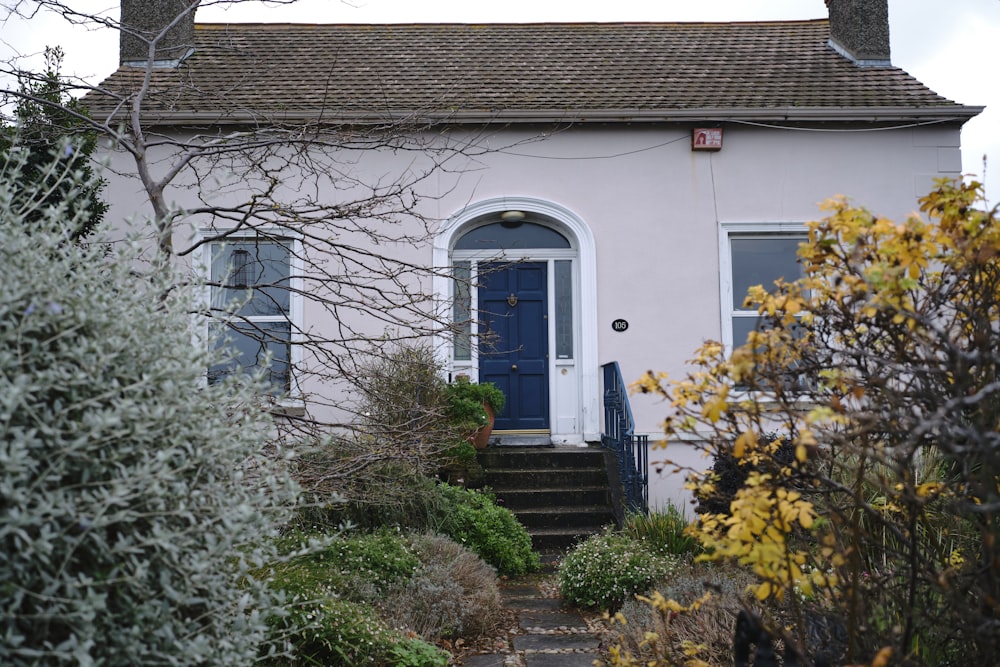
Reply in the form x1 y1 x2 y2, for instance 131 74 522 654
263 530 448 665
445 376 506 432
268 530 419 602
388 637 451 667
442 439 479 466
263 530 502 665
0 143 298 665
265 595 395 665
2 48 108 242
292 343 447 522
559 532 681 611
329 530 421 595
264 592 447 667
622 503 699 556
383 533 504 640
435 484 539 576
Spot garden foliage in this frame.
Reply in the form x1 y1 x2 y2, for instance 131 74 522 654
445 375 505 432
382 533 504 641
605 562 758 667
262 532 449 666
621 504 699 557
294 341 488 522
434 484 540 576
558 531 681 611
0 142 299 665
262 530 499 666
636 180 1000 665
0 47 106 241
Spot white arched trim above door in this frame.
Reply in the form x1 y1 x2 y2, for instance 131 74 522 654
433 196 600 444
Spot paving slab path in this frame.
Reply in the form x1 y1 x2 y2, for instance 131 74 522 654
461 557 607 667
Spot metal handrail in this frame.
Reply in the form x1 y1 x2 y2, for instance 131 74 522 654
600 361 649 515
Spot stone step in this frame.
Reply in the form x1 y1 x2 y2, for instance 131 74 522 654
484 467 610 489
527 526 603 551
478 445 617 552
494 487 610 510
466 571 604 667
513 506 615 530
519 610 589 632
477 446 605 470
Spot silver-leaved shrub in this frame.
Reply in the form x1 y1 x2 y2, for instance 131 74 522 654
0 142 299 665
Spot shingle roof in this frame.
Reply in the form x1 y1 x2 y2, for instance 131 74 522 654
87 21 979 125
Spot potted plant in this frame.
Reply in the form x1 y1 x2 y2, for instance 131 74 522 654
446 376 506 449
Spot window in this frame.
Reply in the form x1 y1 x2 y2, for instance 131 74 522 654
722 230 806 351
554 260 573 359
453 261 472 361
207 239 294 394
454 221 571 250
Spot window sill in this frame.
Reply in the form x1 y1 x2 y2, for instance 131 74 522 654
268 401 307 418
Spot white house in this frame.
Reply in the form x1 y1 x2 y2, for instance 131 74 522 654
90 0 981 508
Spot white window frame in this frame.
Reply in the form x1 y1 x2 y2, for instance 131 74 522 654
719 221 808 354
201 229 303 399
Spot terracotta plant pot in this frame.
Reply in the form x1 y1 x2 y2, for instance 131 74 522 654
471 403 495 450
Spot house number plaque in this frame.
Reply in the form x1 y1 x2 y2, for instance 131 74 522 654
611 319 629 332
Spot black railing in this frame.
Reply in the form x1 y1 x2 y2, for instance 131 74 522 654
600 361 648 515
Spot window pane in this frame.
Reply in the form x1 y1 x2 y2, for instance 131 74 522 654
732 315 760 348
555 260 573 359
209 322 291 393
731 237 802 309
453 261 472 361
731 315 811 390
211 241 290 316
455 222 570 250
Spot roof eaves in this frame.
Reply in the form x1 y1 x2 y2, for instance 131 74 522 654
133 105 984 126
425 106 985 124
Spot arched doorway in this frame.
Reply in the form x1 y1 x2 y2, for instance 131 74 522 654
433 197 599 445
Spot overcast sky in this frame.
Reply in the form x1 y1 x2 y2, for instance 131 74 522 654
2 0 997 207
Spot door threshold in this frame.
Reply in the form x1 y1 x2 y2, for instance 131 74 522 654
490 431 552 447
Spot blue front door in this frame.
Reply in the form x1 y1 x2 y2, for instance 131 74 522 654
479 262 549 431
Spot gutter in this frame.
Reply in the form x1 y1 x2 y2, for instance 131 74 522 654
100 104 984 127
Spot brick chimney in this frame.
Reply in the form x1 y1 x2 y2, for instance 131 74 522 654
825 0 891 66
120 0 197 67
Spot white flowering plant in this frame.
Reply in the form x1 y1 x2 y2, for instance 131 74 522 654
559 532 681 611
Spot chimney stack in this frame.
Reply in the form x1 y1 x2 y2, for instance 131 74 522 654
825 0 891 66
120 0 197 67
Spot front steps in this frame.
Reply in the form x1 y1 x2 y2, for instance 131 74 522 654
476 446 616 551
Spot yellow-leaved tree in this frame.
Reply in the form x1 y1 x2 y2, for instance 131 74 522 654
636 180 999 666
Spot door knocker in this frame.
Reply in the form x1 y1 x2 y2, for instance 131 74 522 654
507 293 518 307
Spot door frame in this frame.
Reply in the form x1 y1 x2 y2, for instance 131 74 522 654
433 196 599 444
478 261 551 433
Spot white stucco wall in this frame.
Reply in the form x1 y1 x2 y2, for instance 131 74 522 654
419 123 962 509
98 119 966 508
